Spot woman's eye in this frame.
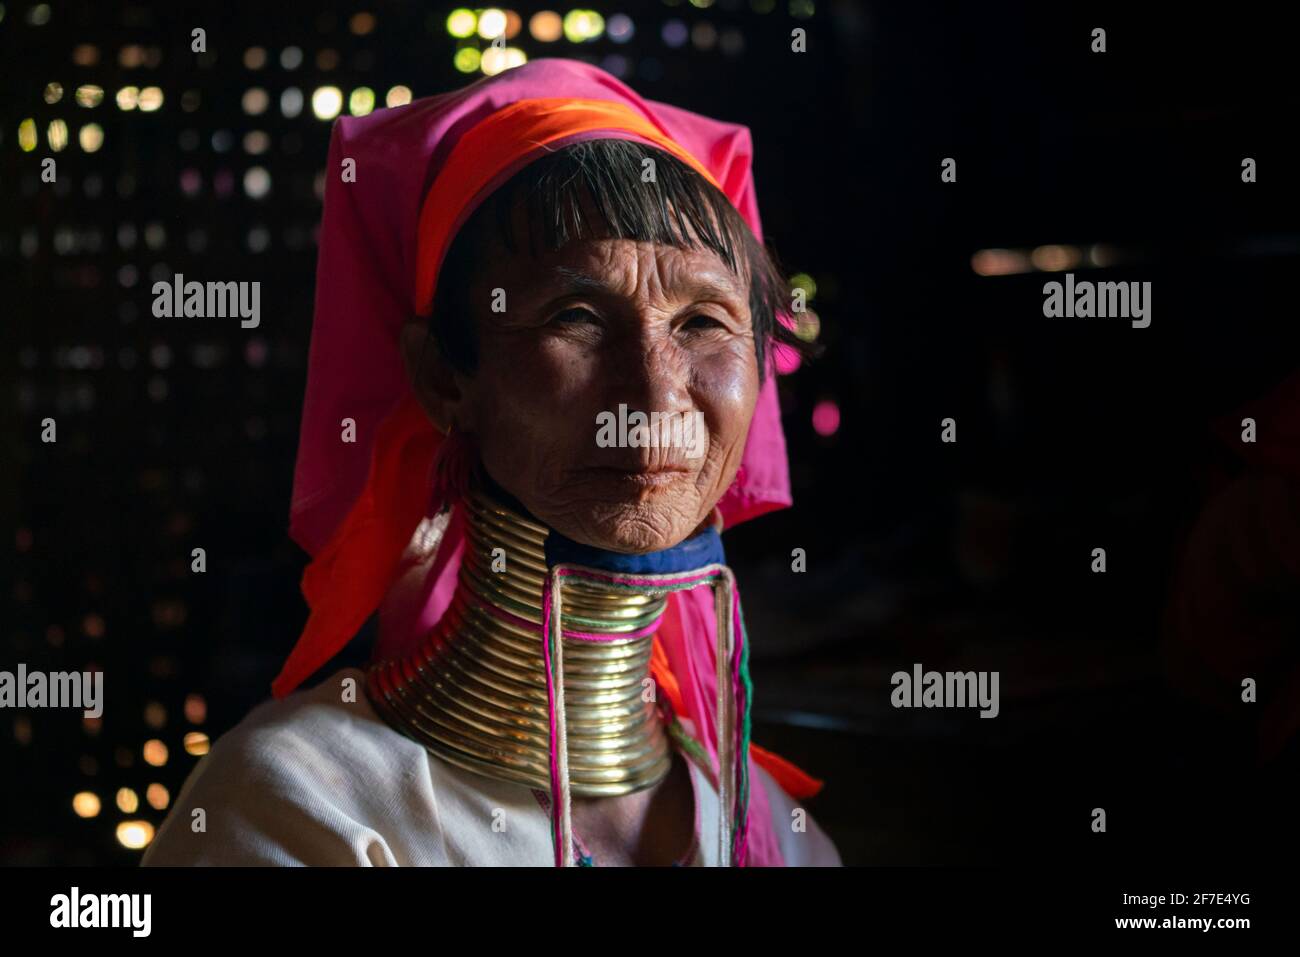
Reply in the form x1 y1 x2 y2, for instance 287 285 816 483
681 314 725 332
550 307 599 326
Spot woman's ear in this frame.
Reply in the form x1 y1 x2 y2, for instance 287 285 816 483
399 319 464 434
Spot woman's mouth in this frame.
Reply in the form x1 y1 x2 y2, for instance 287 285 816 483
592 465 691 489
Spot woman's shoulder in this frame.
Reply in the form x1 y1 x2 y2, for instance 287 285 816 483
212 668 422 774
142 668 441 866
184 667 432 796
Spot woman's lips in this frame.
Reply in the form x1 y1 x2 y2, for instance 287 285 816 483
592 465 691 489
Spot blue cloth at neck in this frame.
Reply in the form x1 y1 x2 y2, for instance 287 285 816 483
475 469 726 574
544 525 726 574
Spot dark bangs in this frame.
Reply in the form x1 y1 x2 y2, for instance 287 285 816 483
428 138 815 380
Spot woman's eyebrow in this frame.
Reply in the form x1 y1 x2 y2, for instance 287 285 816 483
548 265 745 301
550 266 611 296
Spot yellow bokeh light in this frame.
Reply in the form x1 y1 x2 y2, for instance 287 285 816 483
75 84 104 108
79 123 104 152
453 47 481 74
116 86 139 110
530 10 562 41
480 47 509 76
1030 244 1081 272
795 311 821 343
349 87 375 117
312 86 343 120
142 739 168 767
477 8 507 39
183 731 210 756
116 820 155 850
446 8 476 38
385 85 412 108
47 119 68 152
18 118 37 152
72 792 101 818
563 9 604 42
43 82 64 104
789 272 817 299
138 87 163 112
146 783 170 810
116 787 139 813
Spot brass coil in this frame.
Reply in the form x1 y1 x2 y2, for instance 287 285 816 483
366 487 673 796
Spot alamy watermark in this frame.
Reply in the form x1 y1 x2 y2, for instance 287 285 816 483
50 887 151 937
891 663 999 718
1042 273 1151 328
595 404 707 459
0 664 103 718
151 273 260 328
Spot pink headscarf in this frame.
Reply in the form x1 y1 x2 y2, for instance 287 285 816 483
276 58 822 866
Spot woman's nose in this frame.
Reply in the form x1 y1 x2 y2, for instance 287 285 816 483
612 332 689 416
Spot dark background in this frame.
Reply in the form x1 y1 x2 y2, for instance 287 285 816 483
3 0 1298 865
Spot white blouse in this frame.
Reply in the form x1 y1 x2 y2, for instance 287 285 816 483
142 668 841 867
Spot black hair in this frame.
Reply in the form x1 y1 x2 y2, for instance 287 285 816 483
425 138 818 381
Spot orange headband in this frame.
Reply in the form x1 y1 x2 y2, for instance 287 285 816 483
413 97 723 318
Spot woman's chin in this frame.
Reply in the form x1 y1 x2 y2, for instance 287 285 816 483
550 505 697 556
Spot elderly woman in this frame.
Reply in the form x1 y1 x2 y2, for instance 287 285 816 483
143 59 839 867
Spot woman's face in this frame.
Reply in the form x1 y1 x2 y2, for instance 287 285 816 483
407 225 760 554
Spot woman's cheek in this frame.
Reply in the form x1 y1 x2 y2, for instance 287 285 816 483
691 346 758 455
473 353 599 474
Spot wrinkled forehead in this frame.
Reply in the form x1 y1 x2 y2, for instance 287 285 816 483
508 235 751 304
